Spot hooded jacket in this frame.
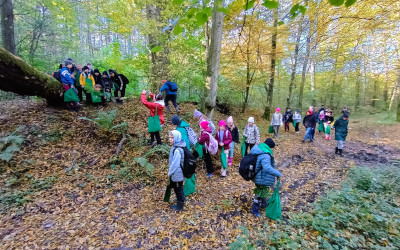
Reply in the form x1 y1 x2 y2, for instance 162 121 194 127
141 93 165 125
215 129 232 150
93 69 102 86
168 131 186 182
333 116 349 141
160 81 178 95
271 112 283 126
283 110 293 123
251 144 282 186
60 67 74 85
79 72 95 87
227 125 239 143
243 124 260 145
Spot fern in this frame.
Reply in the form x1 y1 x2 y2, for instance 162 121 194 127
0 127 25 162
79 109 117 131
134 157 154 175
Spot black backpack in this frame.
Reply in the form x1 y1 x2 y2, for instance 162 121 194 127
53 71 61 82
238 153 266 181
176 147 196 178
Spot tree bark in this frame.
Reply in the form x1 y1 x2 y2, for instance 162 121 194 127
1 0 16 54
355 61 361 111
205 0 224 111
263 8 278 120
0 46 63 105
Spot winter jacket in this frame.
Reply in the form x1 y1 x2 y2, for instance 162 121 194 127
303 115 316 128
101 77 113 91
323 116 334 124
60 67 74 86
79 72 95 87
93 74 102 86
176 121 191 150
333 116 348 141
283 111 293 123
141 93 165 125
73 70 82 87
111 73 129 91
312 112 320 125
251 145 282 187
215 129 232 150
292 113 302 123
271 112 283 126
227 126 239 143
160 81 178 95
243 124 260 145
168 139 186 182
198 127 212 146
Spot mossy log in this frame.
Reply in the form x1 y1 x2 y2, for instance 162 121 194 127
0 46 63 105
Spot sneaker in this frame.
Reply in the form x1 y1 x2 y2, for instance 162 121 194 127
301 140 305 143
206 173 214 178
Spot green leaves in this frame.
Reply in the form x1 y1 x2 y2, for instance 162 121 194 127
150 46 163 53
329 0 357 7
345 0 357 7
262 0 279 10
195 7 212 26
243 0 256 10
289 4 307 19
173 24 184 35
172 0 185 5
0 127 25 162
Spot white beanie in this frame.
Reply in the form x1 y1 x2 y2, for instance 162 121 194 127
248 117 255 123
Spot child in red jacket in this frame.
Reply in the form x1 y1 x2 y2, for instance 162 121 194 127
215 120 232 177
141 90 165 146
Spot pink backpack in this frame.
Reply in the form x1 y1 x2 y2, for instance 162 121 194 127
205 132 218 155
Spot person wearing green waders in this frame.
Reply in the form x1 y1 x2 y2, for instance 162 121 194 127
171 115 196 197
332 112 349 156
250 138 282 218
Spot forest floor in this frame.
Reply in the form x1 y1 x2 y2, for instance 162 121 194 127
0 98 399 249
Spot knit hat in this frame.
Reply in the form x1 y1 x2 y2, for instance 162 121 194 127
82 66 89 71
219 120 226 127
64 60 73 66
170 130 182 144
171 115 181 126
248 117 255 123
161 80 167 83
194 109 203 118
276 107 281 112
200 120 209 130
108 69 116 74
227 116 233 124
343 112 349 118
94 68 100 74
264 138 275 148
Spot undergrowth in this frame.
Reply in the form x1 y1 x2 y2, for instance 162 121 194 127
230 165 400 249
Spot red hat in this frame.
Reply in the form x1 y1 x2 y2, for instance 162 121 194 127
307 110 313 115
161 80 167 83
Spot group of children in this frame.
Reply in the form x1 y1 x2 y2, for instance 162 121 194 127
57 59 129 111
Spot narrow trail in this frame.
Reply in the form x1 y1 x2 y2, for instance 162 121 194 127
1 99 399 249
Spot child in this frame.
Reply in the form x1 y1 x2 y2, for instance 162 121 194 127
198 120 214 178
60 60 80 110
283 108 293 132
168 130 186 211
226 116 239 166
243 117 261 155
292 109 302 134
194 109 216 135
215 120 232 177
271 108 283 138
250 138 282 217
79 65 95 103
141 89 165 146
101 71 113 102
302 110 316 143
332 112 349 156
318 109 326 134
323 110 334 140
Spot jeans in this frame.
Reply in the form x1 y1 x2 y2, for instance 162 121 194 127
165 94 178 109
229 142 235 158
171 181 184 202
273 125 280 138
303 127 313 141
203 148 214 174
337 140 344 149
245 143 255 156
311 125 316 139
150 132 162 145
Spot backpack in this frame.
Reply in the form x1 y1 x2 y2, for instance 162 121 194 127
53 70 61 82
204 132 218 155
175 147 196 178
167 81 178 92
209 120 216 135
185 127 198 147
238 153 266 181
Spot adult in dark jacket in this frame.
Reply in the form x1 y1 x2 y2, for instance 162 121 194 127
109 69 129 104
226 116 239 166
250 138 282 217
160 80 179 112
302 110 316 143
332 112 349 156
198 120 214 178
283 108 293 132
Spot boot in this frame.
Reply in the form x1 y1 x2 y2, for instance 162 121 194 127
338 149 343 156
228 157 233 166
250 200 261 217
260 198 269 209
173 196 186 202
171 201 184 211
166 105 171 112
335 147 339 154
221 167 227 177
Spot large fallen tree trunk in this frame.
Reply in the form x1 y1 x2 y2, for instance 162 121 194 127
0 46 63 106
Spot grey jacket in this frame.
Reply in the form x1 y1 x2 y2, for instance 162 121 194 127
243 124 260 145
271 112 283 126
292 113 302 123
168 140 186 182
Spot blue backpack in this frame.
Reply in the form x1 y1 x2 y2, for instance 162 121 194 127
167 81 178 92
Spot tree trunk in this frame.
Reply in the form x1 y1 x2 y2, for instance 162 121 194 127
0 46 63 105
329 42 340 108
310 59 316 106
263 8 278 120
287 15 304 108
298 35 311 111
355 61 361 111
205 0 224 111
1 0 16 54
